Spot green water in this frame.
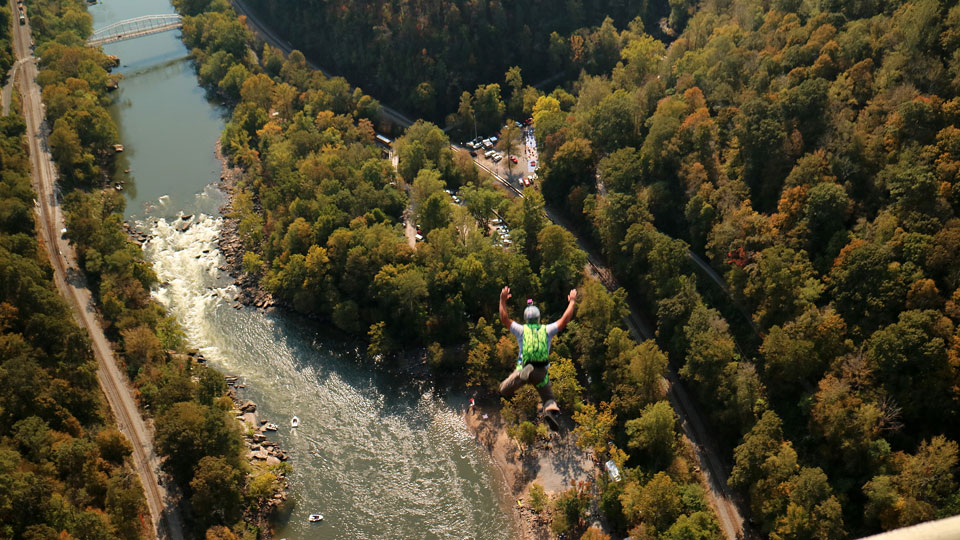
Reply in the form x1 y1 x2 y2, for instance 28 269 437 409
89 1 513 538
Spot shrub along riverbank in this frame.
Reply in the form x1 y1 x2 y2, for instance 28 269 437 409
26 0 287 536
176 0 725 538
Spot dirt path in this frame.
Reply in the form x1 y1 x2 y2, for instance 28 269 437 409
12 11 183 540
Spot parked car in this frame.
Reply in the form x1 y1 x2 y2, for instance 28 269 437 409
492 153 503 162
510 155 518 164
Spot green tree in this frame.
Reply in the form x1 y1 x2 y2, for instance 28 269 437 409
549 356 583 411
760 306 849 395
121 325 163 378
529 483 547 512
542 137 593 206
770 467 845 540
95 429 132 466
864 436 959 531
662 511 724 540
597 147 642 194
154 402 242 484
419 191 452 233
466 317 499 390
505 67 524 119
551 484 590 536
730 410 785 492
190 456 243 530
867 310 956 433
473 83 506 135
537 225 586 312
106 471 146 540
459 182 502 232
573 401 617 456
621 472 681 533
625 400 678 468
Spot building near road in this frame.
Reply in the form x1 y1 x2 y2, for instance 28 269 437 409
375 133 392 158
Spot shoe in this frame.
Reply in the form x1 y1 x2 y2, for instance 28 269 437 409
544 409 560 432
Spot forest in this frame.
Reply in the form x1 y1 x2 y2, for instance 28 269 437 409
23 0 288 537
18 0 960 536
209 0 960 538
233 0 676 119
178 0 725 538
0 83 148 538
527 0 960 538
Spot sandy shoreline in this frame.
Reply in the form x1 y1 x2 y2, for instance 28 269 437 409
211 140 597 538
464 401 598 540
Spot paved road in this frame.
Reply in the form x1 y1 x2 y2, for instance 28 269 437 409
10 11 183 540
208 5 749 533
230 0 415 130
228 0 754 348
685 248 760 337
468 154 747 540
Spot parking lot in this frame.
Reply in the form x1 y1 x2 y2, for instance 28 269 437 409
462 121 539 191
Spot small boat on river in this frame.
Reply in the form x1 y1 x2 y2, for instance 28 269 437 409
264 423 278 431
308 514 323 522
291 416 300 428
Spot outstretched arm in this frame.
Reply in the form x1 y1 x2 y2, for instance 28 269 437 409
556 289 578 332
499 286 514 328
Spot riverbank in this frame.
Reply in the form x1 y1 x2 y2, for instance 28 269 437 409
225 373 292 535
209 137 599 538
464 401 600 539
215 140 277 310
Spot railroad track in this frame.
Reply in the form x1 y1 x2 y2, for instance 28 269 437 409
12 11 183 540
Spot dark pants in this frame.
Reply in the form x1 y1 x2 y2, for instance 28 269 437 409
498 363 559 413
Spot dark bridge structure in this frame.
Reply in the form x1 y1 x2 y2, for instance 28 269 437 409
87 14 182 46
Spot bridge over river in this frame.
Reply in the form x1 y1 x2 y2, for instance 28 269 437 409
87 14 182 46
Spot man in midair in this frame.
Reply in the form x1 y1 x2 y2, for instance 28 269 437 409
498 286 577 431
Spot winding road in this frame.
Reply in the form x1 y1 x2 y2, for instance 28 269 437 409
471 160 748 540
217 5 748 537
10 9 183 540
230 0 415 130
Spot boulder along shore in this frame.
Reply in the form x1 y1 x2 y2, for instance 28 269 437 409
215 140 276 311
120 146 290 535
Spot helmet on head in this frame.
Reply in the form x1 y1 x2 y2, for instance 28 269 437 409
523 299 541 324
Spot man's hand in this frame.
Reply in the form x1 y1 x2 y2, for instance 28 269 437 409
557 288 578 332
498 286 513 328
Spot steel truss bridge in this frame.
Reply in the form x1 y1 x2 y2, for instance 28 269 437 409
87 14 182 46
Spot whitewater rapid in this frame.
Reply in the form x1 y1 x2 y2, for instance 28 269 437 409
138 205 513 539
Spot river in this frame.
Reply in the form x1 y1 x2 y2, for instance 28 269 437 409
88 1 514 538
